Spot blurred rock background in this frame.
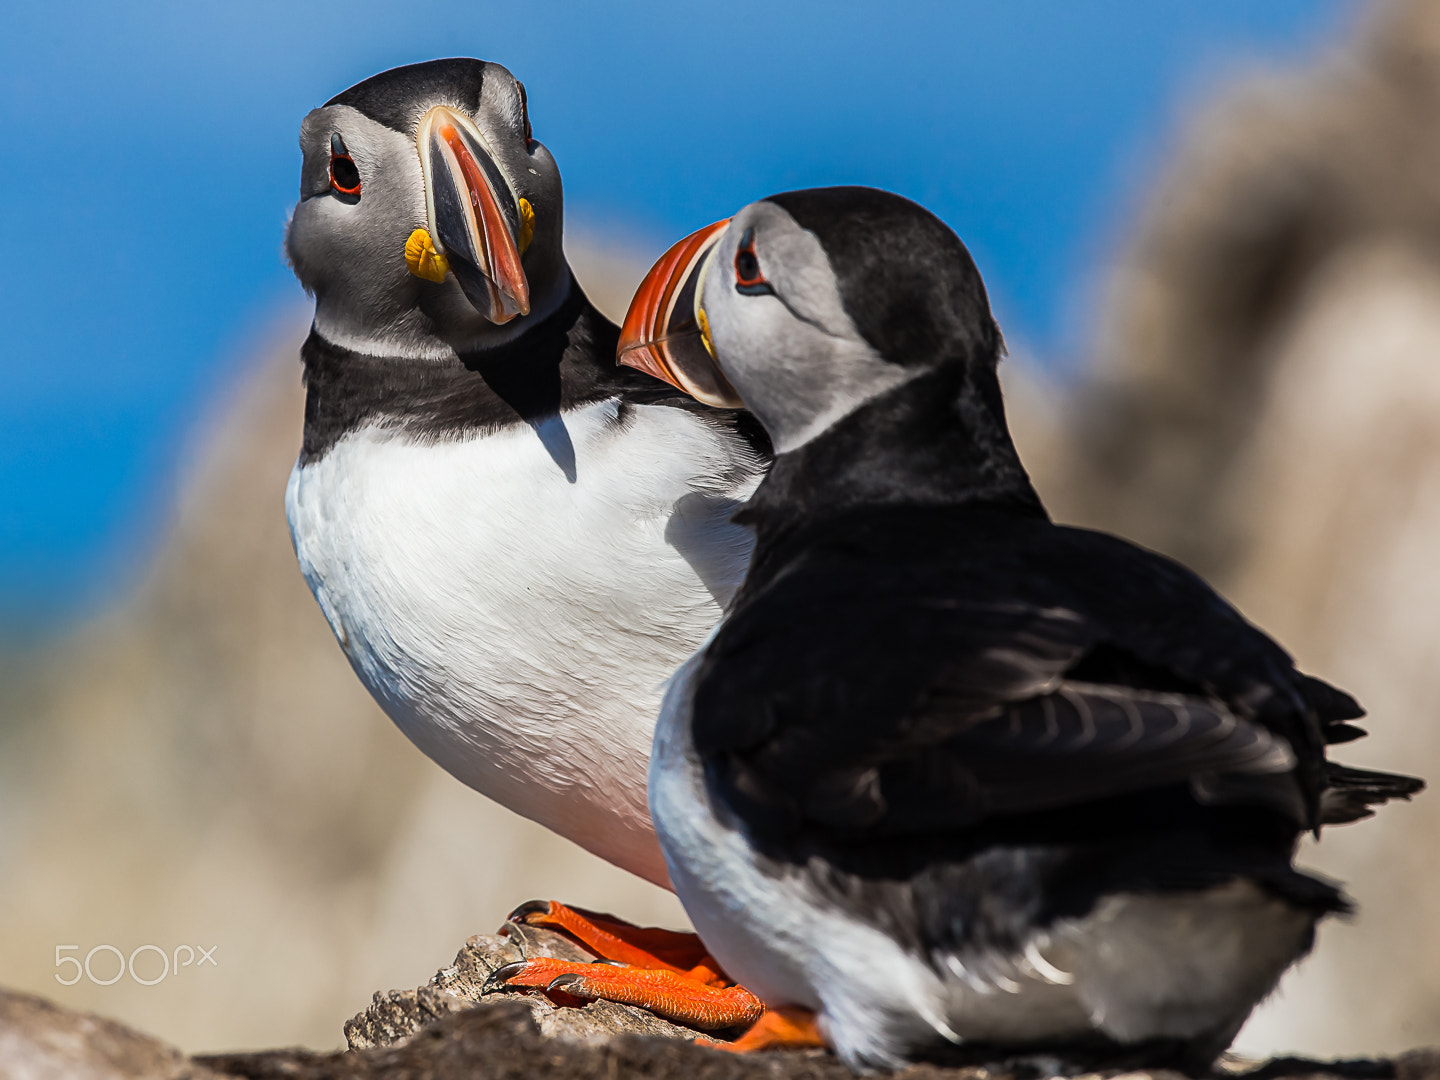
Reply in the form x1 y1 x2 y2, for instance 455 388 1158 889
2 0 1439 1060
1047 0 1440 1055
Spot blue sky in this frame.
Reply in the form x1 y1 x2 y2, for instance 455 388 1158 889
0 1 1353 627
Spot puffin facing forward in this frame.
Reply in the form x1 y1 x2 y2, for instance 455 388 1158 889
283 59 767 888
604 187 1423 1069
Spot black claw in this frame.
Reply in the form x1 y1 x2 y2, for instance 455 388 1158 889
546 972 583 992
483 960 529 992
507 899 552 922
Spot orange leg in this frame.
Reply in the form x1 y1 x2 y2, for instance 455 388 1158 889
493 899 820 1050
486 956 764 1032
504 899 726 984
699 1005 826 1053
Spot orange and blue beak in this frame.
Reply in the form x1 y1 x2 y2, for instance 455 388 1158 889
617 219 744 408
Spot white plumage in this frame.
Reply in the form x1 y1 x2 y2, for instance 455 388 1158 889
289 396 759 885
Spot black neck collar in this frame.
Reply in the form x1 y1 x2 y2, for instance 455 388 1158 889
736 359 1047 550
299 280 628 464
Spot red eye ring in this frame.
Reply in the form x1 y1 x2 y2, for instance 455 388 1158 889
734 227 772 296
329 133 361 198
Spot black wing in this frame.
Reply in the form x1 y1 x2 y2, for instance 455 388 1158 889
692 509 1418 858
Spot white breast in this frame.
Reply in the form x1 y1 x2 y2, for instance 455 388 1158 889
287 399 758 886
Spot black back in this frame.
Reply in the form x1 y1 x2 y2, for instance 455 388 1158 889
692 405 1383 957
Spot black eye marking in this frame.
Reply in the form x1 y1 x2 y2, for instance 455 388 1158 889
329 132 361 201
516 80 534 146
734 227 773 296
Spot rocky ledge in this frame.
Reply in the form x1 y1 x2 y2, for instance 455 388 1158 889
4 925 1438 1080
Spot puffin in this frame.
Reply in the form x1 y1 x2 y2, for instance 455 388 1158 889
283 58 769 890
601 186 1423 1069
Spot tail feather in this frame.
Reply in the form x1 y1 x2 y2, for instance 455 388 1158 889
1322 722 1368 745
1320 762 1425 825
1301 674 1365 722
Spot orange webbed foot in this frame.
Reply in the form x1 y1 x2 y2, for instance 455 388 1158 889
504 899 726 984
486 956 764 1032
494 900 801 1039
710 1005 825 1053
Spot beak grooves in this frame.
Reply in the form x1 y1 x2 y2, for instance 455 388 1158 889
416 106 530 323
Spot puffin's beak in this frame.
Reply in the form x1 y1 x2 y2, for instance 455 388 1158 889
415 105 531 323
617 219 743 408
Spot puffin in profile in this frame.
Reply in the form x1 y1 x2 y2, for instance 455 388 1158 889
599 187 1423 1069
283 59 768 894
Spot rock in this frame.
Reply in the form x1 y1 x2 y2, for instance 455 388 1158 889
195 1003 1440 1080
1400 1051 1440 1080
203 999 851 1080
341 924 700 1051
0 988 224 1080
5 979 1439 1080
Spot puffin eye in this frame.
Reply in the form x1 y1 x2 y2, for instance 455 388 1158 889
734 228 772 296
329 133 362 199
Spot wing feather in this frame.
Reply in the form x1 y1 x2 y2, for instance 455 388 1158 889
694 511 1418 854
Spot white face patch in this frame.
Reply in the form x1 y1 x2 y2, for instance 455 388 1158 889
700 202 917 454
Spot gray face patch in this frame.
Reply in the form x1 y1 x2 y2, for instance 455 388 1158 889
700 202 917 454
288 106 434 348
285 67 567 359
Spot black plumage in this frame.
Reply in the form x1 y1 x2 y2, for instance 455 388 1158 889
325 57 489 137
685 187 1421 964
